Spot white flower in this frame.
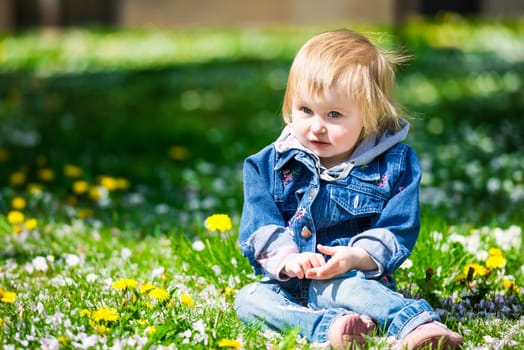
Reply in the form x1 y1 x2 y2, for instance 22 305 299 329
65 254 80 267
476 250 489 261
155 204 170 214
430 231 443 242
192 319 208 345
211 265 222 275
179 329 192 344
51 276 75 287
25 264 35 273
86 273 98 283
493 225 522 251
400 259 413 270
121 248 132 260
151 267 165 279
192 240 205 251
483 335 495 344
32 256 48 272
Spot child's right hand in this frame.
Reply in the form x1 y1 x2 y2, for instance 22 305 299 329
281 252 326 279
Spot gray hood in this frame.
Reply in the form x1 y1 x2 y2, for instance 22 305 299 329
274 119 410 181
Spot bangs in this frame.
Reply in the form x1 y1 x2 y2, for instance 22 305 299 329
288 59 369 109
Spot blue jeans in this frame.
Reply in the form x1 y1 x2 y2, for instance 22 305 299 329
234 270 439 344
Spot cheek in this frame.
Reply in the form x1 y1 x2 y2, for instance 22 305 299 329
290 120 307 134
331 127 360 145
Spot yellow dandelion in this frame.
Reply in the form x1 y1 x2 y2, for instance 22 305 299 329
485 248 506 269
112 278 138 291
0 318 3 326
488 248 503 256
146 326 157 336
464 263 489 277
503 279 515 290
89 186 103 201
0 148 8 162
218 338 243 349
148 287 170 302
116 177 130 190
38 168 55 182
9 171 26 186
67 196 78 206
77 208 93 219
24 218 38 231
1 291 16 304
180 293 195 308
168 146 189 161
80 309 92 317
7 210 25 225
57 336 70 345
96 324 110 335
92 306 119 322
11 197 26 210
64 164 83 178
27 183 43 195
204 214 233 232
486 254 506 269
72 180 89 195
503 279 520 293
99 176 118 191
138 319 148 327
139 282 155 294
223 287 236 298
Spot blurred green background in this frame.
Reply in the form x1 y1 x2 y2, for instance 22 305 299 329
1 16 523 232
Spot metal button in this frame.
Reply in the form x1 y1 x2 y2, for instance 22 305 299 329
308 188 317 197
301 226 312 238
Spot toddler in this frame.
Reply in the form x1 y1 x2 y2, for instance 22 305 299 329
234 28 463 349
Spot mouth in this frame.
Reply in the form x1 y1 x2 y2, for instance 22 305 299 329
309 140 330 147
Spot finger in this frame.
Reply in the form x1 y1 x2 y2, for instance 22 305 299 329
309 254 326 268
317 244 337 256
305 266 332 280
307 260 338 279
289 263 305 279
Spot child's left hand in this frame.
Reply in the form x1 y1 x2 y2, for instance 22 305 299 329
305 244 377 280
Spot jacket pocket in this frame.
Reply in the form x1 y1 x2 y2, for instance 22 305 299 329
329 185 385 217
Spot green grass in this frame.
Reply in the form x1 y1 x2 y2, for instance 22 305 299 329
1 16 523 349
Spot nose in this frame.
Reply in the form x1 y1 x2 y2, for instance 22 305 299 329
311 116 326 134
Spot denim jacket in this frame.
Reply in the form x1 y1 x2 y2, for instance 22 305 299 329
239 119 421 281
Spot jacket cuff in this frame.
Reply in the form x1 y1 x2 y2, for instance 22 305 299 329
349 228 405 277
246 225 299 278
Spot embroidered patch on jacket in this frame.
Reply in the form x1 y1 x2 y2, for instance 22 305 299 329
281 169 300 185
294 207 307 221
377 173 388 187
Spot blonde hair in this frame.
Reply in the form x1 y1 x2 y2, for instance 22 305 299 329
282 28 409 137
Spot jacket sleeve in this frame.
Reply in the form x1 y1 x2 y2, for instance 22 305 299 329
239 146 299 278
349 145 422 277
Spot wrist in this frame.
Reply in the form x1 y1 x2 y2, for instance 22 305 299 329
351 247 378 271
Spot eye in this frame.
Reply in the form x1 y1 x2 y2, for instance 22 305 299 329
300 106 313 115
328 111 342 119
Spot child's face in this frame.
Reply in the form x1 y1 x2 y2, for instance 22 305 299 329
290 88 364 168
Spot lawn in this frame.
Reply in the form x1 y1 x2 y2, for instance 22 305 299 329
1 16 523 349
